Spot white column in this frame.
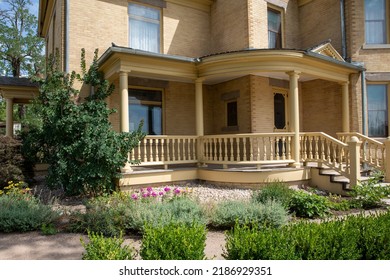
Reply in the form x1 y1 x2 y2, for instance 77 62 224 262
341 81 350 132
195 78 205 136
287 71 301 167
119 71 132 172
6 98 14 138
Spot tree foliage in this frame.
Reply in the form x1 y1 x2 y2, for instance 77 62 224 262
0 0 44 77
22 49 145 196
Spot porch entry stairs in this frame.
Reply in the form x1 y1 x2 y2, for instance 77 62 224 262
128 132 388 194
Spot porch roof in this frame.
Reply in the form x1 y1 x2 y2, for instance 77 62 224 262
0 76 39 104
98 45 363 84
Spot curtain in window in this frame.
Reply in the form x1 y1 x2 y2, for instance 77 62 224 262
268 9 281 48
365 0 387 44
367 84 388 137
128 3 160 53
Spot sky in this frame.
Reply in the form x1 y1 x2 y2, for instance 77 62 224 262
0 0 39 17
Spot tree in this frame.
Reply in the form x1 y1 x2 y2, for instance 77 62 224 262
22 49 145 196
0 0 44 77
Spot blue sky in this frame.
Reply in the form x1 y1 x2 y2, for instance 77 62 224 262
0 0 39 17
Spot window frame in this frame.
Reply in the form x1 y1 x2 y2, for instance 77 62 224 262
226 100 238 127
128 1 163 53
273 89 288 132
364 0 390 45
267 5 284 49
366 83 389 138
128 86 165 135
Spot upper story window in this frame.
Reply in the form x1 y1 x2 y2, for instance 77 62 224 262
365 0 388 44
128 2 161 53
268 8 282 49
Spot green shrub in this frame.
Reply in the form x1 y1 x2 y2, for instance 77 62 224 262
252 181 293 209
0 191 58 232
140 222 206 260
289 190 330 218
224 211 390 260
0 136 26 189
81 231 134 260
350 175 390 209
125 196 206 233
210 200 288 229
69 193 130 237
41 223 58 235
326 194 352 211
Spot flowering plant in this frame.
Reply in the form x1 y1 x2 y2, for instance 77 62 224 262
129 185 192 202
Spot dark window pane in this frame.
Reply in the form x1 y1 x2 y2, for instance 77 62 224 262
227 101 238 127
268 8 282 48
274 93 286 129
365 0 387 44
367 84 388 137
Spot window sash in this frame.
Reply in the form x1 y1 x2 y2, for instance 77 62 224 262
128 3 160 53
367 84 388 137
267 8 282 48
365 0 387 44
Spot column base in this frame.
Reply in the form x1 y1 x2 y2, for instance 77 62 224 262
289 162 301 168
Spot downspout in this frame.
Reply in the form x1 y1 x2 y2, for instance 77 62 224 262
340 0 347 60
64 0 69 73
361 68 367 135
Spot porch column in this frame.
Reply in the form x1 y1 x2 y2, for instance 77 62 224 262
341 81 350 132
119 71 132 172
287 71 301 167
195 78 205 136
119 71 129 133
5 98 14 137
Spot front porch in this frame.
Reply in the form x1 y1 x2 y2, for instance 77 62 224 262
119 132 390 195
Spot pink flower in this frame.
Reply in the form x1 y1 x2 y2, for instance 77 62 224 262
131 194 138 200
159 192 164 196
164 187 171 192
142 193 148 198
151 192 157 197
174 188 181 194
147 187 153 192
140 188 145 193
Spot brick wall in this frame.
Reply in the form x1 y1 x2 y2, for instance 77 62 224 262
299 0 342 53
301 79 342 136
210 0 249 53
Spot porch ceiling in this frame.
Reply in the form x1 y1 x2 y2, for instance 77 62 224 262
98 47 362 85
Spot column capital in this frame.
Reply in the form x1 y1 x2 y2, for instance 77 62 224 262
195 77 206 83
286 71 301 78
119 71 130 77
339 81 350 86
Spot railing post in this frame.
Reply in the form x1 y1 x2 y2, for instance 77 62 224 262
384 137 390 183
348 136 361 188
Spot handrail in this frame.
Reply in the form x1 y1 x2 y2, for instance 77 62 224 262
337 132 385 171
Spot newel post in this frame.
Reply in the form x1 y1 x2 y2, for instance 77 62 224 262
348 136 361 187
384 137 390 183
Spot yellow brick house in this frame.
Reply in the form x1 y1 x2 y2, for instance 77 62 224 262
37 0 390 193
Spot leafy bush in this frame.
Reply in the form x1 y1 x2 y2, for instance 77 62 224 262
252 181 293 209
224 211 390 260
81 231 134 260
0 190 58 232
210 200 288 229
140 222 206 260
69 192 130 237
289 190 330 218
22 50 145 196
126 196 206 233
350 175 390 209
0 136 26 189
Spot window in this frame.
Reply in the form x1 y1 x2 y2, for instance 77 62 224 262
268 8 282 48
128 2 161 53
227 101 238 127
367 84 388 137
365 0 388 44
274 92 287 130
129 88 162 135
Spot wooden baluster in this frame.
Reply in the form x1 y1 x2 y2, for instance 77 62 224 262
242 137 247 161
256 137 261 161
172 138 176 161
193 138 197 160
263 137 267 161
218 138 222 161
155 138 160 162
275 136 280 160
230 137 234 161
270 137 274 161
177 138 181 161
249 137 254 161
150 138 154 162
166 138 171 161
320 138 325 161
314 137 319 160
143 138 147 162
287 136 291 160
161 138 165 162
223 138 227 161
308 136 313 160
326 139 331 163
281 137 286 160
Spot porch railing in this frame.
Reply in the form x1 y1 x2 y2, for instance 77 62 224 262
130 135 198 169
200 133 295 168
337 132 385 172
300 132 351 177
